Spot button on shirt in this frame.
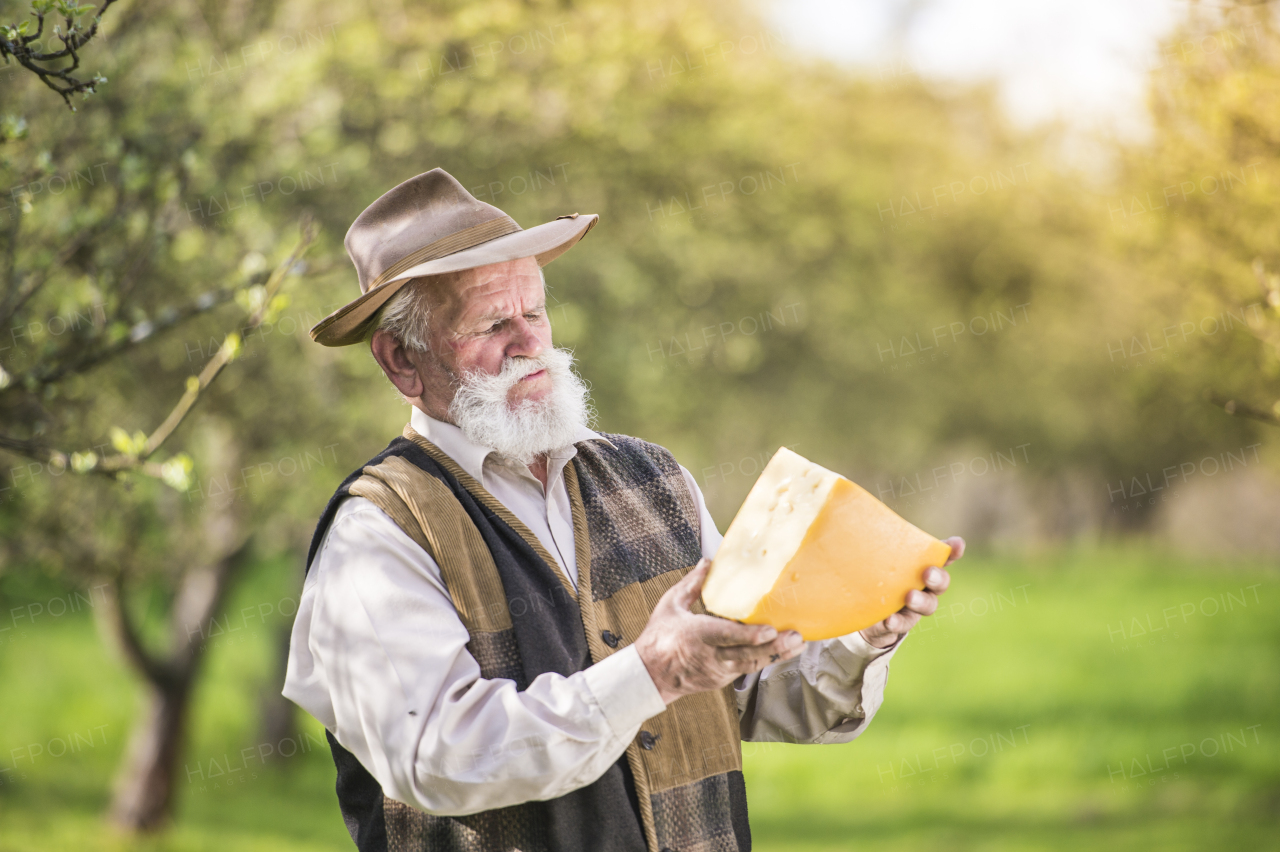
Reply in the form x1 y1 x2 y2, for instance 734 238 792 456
283 407 903 817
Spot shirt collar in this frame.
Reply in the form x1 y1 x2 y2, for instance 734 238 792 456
408 406 614 485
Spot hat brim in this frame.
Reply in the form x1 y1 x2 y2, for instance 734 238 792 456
311 213 598 347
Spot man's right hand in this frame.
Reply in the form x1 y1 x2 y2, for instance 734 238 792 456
633 558 804 705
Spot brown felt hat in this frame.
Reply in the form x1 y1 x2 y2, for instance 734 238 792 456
310 168 598 347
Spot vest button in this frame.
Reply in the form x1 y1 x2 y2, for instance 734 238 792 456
639 730 659 750
601 630 620 648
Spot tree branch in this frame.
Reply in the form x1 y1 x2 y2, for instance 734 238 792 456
139 216 315 460
101 573 172 687
172 537 252 670
1208 392 1280 427
0 215 317 482
0 190 127 332
0 0 119 110
0 431 168 479
2 196 20 307
14 284 238 391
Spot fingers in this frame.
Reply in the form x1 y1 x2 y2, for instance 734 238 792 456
860 615 903 648
904 588 938 616
699 614 778 648
943 536 965 566
867 580 945 646
714 630 803 663
882 609 921 635
666 559 711 611
923 566 950 594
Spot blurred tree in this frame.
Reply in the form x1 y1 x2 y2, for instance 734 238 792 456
0 0 340 830
300 0 1250 529
1116 2 1280 428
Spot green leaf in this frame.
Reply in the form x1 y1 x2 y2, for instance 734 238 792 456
107 426 147 456
70 451 98 473
108 426 132 454
159 453 194 492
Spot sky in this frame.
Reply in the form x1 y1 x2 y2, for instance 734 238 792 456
765 0 1196 139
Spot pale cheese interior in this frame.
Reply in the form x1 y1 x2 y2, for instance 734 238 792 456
701 447 841 619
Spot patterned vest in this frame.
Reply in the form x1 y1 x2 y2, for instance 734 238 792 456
305 425 751 852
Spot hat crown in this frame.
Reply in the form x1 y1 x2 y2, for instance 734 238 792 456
312 168 598 346
344 168 518 294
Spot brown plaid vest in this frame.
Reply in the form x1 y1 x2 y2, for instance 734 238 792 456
305 425 751 852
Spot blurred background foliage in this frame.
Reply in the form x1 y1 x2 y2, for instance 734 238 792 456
0 0 1276 848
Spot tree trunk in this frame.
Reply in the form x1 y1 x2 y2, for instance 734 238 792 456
257 621 299 759
99 531 250 831
108 678 192 830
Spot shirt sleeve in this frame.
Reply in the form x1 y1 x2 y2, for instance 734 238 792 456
676 464 902 745
282 497 668 816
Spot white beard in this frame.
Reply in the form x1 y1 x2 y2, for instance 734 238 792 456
448 347 594 465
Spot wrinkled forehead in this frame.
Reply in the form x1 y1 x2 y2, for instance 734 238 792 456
430 257 546 321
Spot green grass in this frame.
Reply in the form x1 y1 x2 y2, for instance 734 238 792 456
1 546 1277 851
743 547 1280 851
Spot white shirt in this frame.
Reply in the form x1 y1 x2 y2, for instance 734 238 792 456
283 407 902 817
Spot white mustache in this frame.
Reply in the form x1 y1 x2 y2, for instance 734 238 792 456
447 347 593 464
455 353 550 394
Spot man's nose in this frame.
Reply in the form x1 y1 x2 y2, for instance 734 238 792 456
504 316 544 360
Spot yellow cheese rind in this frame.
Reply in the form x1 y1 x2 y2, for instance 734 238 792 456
703 450 952 641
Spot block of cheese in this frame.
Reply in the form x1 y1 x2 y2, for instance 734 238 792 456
700 447 952 641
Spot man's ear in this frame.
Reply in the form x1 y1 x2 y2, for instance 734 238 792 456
370 329 425 399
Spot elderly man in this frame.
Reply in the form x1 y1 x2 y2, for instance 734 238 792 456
284 168 961 852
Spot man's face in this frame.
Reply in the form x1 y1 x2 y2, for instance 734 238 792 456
372 254 591 461
418 255 553 414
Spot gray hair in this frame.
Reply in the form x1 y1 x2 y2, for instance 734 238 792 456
372 278 433 353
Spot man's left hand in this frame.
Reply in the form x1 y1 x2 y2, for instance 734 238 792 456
859 536 964 649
